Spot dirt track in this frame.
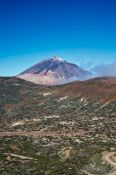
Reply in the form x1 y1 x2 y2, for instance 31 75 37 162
0 130 85 138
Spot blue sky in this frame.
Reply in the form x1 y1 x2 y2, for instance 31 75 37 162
0 0 116 76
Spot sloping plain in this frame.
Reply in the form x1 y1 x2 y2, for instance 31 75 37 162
0 76 116 175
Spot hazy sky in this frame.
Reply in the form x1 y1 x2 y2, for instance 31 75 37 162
0 0 116 76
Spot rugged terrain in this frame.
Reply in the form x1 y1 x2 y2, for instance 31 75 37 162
0 76 116 175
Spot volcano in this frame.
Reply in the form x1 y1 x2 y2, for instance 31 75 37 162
18 56 91 85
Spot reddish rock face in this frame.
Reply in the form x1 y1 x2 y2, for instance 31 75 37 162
18 56 91 85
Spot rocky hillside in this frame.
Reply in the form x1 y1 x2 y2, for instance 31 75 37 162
0 76 116 175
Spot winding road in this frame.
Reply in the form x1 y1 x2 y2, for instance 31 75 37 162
102 151 116 175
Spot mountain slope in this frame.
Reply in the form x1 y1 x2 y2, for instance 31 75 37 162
18 56 91 85
0 76 116 131
55 76 116 103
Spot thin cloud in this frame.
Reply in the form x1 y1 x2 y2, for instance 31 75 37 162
90 62 116 77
